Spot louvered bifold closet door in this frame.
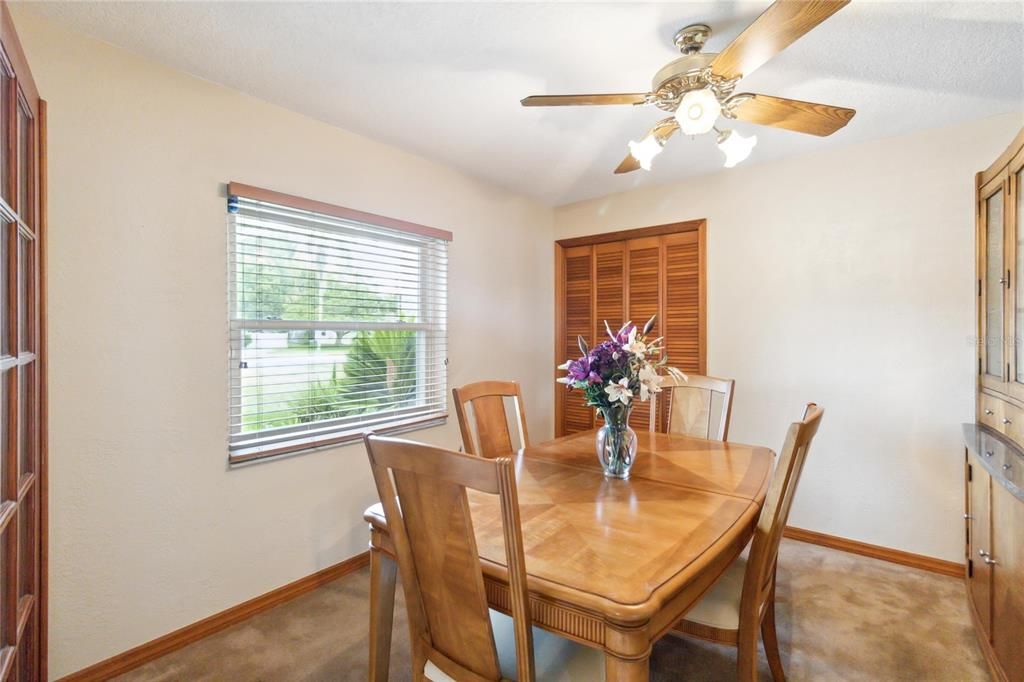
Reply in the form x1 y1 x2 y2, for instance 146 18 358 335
626 237 662 432
559 246 594 434
556 225 705 438
661 231 703 430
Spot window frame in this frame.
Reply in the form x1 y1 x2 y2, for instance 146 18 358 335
226 182 452 465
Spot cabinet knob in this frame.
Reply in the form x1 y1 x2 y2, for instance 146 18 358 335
1003 463 1012 471
984 556 998 566
985 450 995 457
979 549 989 558
964 513 974 520
985 409 994 415
1000 277 1009 285
1002 417 1012 425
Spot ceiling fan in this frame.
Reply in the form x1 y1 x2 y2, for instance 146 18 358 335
521 0 856 174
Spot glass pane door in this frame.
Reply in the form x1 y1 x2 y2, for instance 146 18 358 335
985 189 1005 378
0 8 44 677
1016 170 1024 383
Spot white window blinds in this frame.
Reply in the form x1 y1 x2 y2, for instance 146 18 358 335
227 190 449 462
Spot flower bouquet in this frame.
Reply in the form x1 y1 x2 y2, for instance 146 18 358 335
557 315 687 478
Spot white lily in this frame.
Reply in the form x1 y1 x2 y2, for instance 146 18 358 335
638 364 663 401
557 360 572 370
556 376 574 385
605 377 632 404
624 326 647 356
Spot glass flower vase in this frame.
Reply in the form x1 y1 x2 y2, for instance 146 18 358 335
595 403 638 479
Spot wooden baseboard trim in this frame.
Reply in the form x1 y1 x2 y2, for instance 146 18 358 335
783 527 963 578
60 551 370 682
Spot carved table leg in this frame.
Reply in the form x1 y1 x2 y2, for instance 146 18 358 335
368 547 398 682
604 653 650 682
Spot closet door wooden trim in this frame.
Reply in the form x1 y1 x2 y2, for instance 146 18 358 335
556 218 704 249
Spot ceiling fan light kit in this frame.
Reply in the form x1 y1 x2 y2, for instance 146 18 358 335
716 128 758 168
676 88 721 136
628 134 666 171
520 0 856 175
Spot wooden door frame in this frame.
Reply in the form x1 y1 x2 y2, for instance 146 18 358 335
553 219 707 438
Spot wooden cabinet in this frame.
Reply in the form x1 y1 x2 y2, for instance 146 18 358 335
966 459 992 636
554 223 706 437
970 127 1024 682
963 427 1024 682
992 483 1024 679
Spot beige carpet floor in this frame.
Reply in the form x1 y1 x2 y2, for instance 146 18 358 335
115 540 988 681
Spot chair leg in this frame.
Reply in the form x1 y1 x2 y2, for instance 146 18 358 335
736 624 760 682
369 548 398 682
761 595 786 682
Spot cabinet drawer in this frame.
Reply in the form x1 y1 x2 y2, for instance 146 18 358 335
980 394 1004 432
1003 402 1024 448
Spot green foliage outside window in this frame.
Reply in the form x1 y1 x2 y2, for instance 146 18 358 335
237 235 422 432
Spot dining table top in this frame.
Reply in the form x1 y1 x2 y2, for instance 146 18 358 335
364 428 777 681
370 428 776 624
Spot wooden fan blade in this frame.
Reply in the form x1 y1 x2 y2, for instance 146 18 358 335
711 0 850 80
615 154 642 174
614 118 679 174
521 93 648 107
731 93 855 136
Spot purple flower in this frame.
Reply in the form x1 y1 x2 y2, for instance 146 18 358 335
588 340 625 377
587 371 602 384
615 323 636 344
566 355 593 382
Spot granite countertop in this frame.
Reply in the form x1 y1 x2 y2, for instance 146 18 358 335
963 423 1024 502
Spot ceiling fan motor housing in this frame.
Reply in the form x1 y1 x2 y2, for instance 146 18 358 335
651 53 738 113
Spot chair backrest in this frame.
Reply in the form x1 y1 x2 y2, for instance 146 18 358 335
739 403 823 619
365 434 535 681
453 380 530 458
650 374 735 441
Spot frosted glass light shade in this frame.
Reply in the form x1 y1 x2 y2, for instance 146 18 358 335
675 89 721 135
717 129 757 168
627 135 664 171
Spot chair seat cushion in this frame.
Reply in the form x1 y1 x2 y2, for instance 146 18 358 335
680 548 748 631
424 609 605 681
363 502 386 528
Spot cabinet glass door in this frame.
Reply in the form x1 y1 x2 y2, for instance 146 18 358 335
985 187 1006 380
1016 169 1024 384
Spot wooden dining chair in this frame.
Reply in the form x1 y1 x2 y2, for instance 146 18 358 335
453 380 530 457
672 403 824 682
364 434 602 681
650 374 735 441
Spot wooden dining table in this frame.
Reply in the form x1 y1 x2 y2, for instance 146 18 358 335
364 428 775 682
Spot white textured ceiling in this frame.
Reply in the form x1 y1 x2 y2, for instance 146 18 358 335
24 1 1024 205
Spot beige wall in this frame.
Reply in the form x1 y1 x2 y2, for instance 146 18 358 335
10 9 555 678
556 111 1023 565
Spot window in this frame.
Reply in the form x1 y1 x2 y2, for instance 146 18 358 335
227 183 450 463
